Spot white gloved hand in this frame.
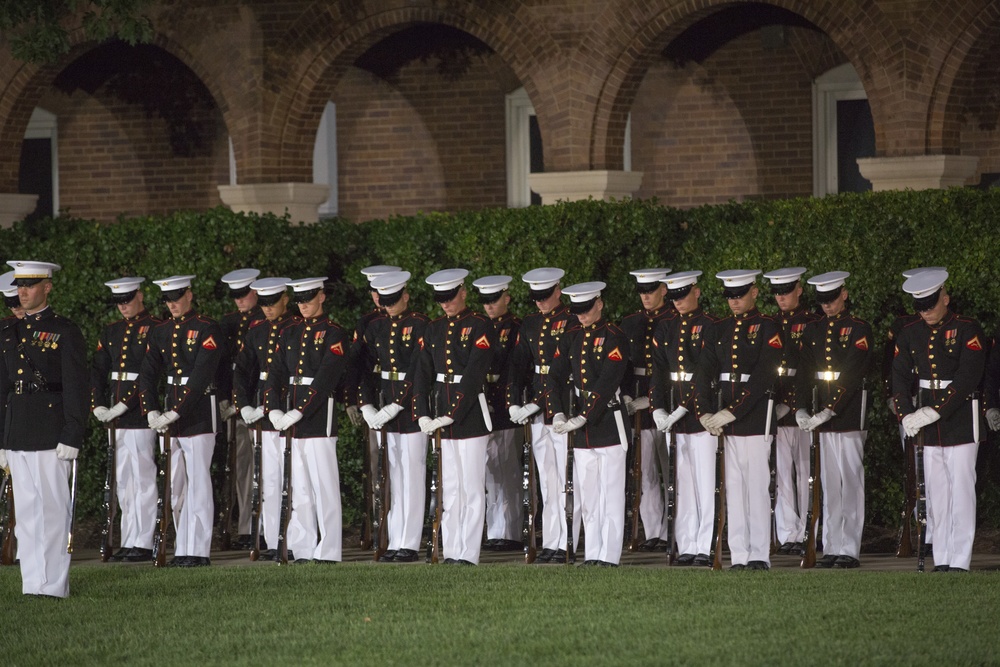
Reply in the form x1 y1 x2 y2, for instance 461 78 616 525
558 415 587 433
147 410 163 430
160 410 180 427
93 406 110 422
360 404 379 429
431 416 455 432
268 409 286 430
551 412 567 432
219 400 238 420
987 408 1000 432
626 396 650 415
703 409 736 435
804 408 835 432
419 416 436 435
699 414 716 435
0 449 7 470
346 405 362 427
241 405 265 424
795 409 812 430
508 405 523 424
277 409 303 432
372 403 403 430
518 403 541 425
775 403 791 420
901 406 940 438
56 443 79 461
660 406 688 432
653 409 672 431
106 402 128 421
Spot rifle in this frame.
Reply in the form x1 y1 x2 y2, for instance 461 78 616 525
99 422 118 562
0 470 14 565
895 434 916 558
914 393 928 573
665 385 678 565
249 421 263 561
801 385 822 568
219 413 237 550
153 428 173 568
711 386 726 571
425 389 442 564
360 416 373 551
67 458 78 554
276 424 294 565
565 386 576 565
373 391 390 562
522 388 538 564
626 380 643 552
766 388 778 553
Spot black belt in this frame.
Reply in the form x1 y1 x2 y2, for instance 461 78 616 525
12 380 63 395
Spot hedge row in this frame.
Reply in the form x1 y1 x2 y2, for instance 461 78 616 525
2 189 998 530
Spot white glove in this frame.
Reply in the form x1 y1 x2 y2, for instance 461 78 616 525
551 412 567 431
775 403 791 420
626 396 650 415
557 415 586 433
277 409 303 432
518 403 541 425
901 406 940 438
508 405 523 424
653 409 671 431
419 416 436 435
360 404 379 429
56 443 79 461
795 409 811 430
431 416 455 432
346 405 362 427
241 405 265 424
0 449 7 469
804 408 835 432
372 403 403 430
658 406 688 433
93 406 110 422
703 410 736 435
219 400 238 420
268 409 286 430
147 410 163 430
106 402 128 421
699 414 716 435
987 408 1000 432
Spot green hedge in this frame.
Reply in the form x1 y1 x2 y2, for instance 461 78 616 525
2 190 998 530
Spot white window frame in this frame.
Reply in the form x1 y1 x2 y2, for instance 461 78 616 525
313 101 338 218
506 87 631 207
25 107 59 216
812 63 867 196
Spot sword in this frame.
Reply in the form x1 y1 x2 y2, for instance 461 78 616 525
67 459 78 554
763 389 775 440
860 381 868 431
973 392 980 444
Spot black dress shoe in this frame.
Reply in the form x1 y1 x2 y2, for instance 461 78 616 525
747 560 770 571
638 538 659 552
168 556 192 567
483 539 500 551
692 554 711 567
260 549 277 561
834 555 860 569
292 558 312 565
312 559 337 565
598 561 619 568
817 554 838 568
497 539 524 552
377 550 398 563
443 558 458 565
729 563 746 571
675 553 696 566
791 542 806 556
551 549 568 564
949 567 968 573
580 560 600 567
777 542 794 555
193 557 211 567
234 534 253 550
456 559 476 566
932 565 949 572
536 548 556 563
393 549 419 562
108 547 130 562
124 548 153 563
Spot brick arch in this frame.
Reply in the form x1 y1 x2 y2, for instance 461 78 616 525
262 1 559 184
923 2 1000 154
584 0 904 170
0 26 239 192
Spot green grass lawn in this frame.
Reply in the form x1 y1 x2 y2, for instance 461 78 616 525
1 563 998 666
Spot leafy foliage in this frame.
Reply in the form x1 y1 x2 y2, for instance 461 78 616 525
3 190 999 530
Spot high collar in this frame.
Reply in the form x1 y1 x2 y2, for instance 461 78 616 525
447 308 471 321
123 310 149 323
924 310 955 331
23 306 53 322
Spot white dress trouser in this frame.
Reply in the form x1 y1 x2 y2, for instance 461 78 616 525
168 433 216 558
576 444 626 564
287 437 341 561
638 428 669 541
233 420 254 534
386 430 427 551
925 442 978 570
8 450 71 598
819 430 866 559
531 420 569 551
774 425 810 544
674 431 717 555
441 436 488 563
115 428 158 550
725 435 772 565
485 427 522 541
259 429 285 549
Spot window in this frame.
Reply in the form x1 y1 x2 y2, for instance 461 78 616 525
20 108 59 220
812 63 875 196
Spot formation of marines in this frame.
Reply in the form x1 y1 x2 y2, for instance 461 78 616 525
0 258 987 597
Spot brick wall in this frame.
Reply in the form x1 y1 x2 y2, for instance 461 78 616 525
631 27 823 207
34 83 228 222
333 54 509 222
